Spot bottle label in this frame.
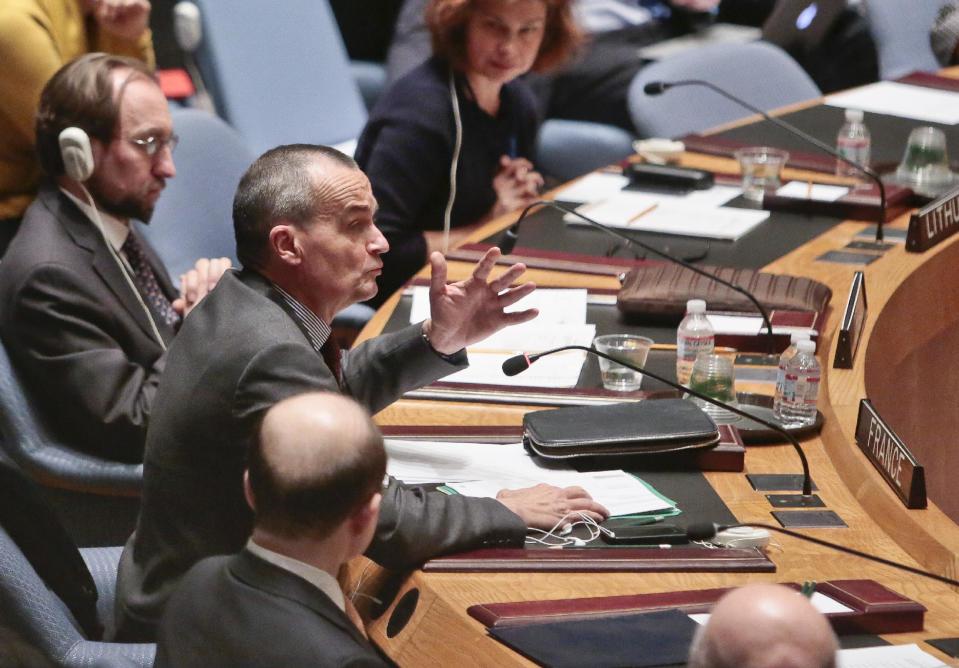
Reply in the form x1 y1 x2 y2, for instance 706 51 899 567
796 375 820 406
677 334 714 361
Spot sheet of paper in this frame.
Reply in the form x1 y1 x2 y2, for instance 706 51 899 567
553 172 630 204
809 592 855 615
837 644 948 668
387 441 677 516
467 323 596 354
652 184 742 208
825 81 959 125
447 471 677 517
385 440 566 485
443 349 589 388
688 591 853 627
777 181 850 202
567 192 768 240
408 287 588 325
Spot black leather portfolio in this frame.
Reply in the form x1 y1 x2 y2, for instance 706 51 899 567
523 398 719 459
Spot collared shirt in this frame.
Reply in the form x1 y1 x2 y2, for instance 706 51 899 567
271 283 332 354
245 539 346 612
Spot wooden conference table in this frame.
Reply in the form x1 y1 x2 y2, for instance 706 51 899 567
348 76 959 666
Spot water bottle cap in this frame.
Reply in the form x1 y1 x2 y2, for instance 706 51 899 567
687 299 706 314
796 340 816 353
790 331 811 343
845 109 864 123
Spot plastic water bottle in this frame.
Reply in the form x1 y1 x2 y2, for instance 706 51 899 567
676 299 714 386
778 340 820 426
773 332 812 420
836 108 871 179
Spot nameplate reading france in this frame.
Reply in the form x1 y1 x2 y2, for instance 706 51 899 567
854 400 926 509
906 185 959 252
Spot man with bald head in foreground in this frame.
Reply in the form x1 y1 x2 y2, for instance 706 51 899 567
688 583 839 668
155 393 390 667
116 144 608 641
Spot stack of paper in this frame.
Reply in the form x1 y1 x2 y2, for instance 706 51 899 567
409 287 594 388
565 191 768 240
385 439 677 517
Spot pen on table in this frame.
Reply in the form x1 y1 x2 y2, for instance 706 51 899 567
626 203 658 227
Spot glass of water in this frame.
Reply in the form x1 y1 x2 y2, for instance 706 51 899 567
593 334 654 392
687 353 740 423
734 146 789 202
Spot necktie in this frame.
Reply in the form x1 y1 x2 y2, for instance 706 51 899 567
121 232 181 331
321 336 343 386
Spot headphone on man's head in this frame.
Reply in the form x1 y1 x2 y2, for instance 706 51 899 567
58 127 95 182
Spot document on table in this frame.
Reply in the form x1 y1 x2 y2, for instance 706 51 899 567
688 591 855 626
409 287 593 387
385 440 677 517
565 191 768 240
442 345 591 388
836 644 948 668
408 286 588 326
553 172 630 204
777 181 850 202
825 81 959 125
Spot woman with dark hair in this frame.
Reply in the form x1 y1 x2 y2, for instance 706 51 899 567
355 0 580 306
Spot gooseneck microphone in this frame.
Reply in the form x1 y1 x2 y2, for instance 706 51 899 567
687 522 959 588
498 200 777 354
642 79 887 242
503 345 814 497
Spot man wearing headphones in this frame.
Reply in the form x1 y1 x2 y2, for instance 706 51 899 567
0 0 156 255
0 53 230 462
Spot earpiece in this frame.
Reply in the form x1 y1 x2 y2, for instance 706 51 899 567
59 127 95 182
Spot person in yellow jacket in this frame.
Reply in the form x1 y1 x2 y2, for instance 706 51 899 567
0 0 154 253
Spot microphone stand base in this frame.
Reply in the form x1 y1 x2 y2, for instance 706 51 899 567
732 392 824 444
766 493 824 508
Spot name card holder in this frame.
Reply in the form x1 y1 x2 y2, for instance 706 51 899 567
833 271 866 369
854 399 926 509
906 185 959 252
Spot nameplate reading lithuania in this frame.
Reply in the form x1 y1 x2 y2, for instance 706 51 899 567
854 400 926 509
906 186 959 252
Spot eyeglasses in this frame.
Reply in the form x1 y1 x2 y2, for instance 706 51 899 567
127 133 180 157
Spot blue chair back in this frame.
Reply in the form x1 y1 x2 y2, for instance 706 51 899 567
194 0 367 154
140 108 254 278
0 524 154 666
628 41 821 139
0 340 142 495
863 0 946 80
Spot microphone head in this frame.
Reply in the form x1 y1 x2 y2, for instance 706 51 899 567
498 226 519 256
501 354 531 377
643 81 669 96
686 522 723 541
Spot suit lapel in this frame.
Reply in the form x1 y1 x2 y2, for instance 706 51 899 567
229 549 370 646
46 188 167 344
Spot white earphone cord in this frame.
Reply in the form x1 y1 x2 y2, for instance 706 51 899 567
443 70 463 255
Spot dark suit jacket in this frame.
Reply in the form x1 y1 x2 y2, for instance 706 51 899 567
115 269 526 640
154 549 388 668
0 185 175 461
